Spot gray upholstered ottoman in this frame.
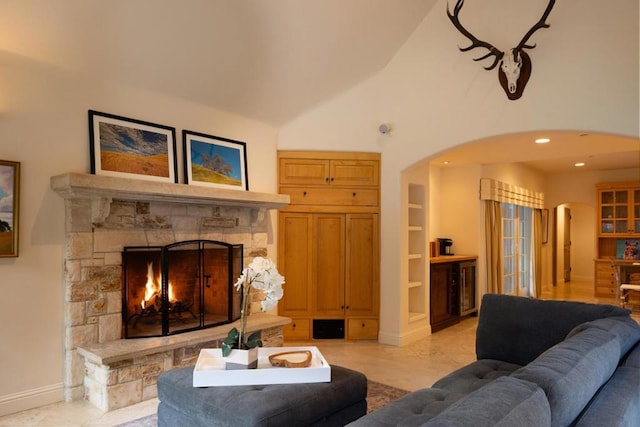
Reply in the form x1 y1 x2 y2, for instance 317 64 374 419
157 365 367 427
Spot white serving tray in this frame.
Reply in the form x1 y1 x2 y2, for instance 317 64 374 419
193 346 331 387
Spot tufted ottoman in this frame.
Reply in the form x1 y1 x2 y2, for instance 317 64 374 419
157 364 368 427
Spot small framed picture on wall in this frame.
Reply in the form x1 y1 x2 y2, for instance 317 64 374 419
0 160 20 257
183 130 249 191
88 110 178 183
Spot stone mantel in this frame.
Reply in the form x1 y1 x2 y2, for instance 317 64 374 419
51 172 290 209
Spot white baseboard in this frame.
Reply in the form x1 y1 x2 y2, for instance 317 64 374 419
0 383 64 417
378 324 431 346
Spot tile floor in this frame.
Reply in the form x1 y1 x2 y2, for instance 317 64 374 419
0 280 637 426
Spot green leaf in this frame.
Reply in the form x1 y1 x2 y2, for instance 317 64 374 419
244 330 263 349
221 328 240 357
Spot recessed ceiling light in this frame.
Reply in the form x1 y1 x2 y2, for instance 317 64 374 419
575 162 585 167
442 161 450 165
535 138 550 144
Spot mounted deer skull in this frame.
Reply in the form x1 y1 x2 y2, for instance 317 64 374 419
447 0 555 100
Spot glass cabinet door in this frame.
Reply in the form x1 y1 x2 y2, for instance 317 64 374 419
600 190 630 234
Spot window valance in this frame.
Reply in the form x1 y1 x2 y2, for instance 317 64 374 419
479 178 544 209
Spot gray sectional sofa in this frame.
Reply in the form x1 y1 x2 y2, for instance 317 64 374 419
349 294 640 427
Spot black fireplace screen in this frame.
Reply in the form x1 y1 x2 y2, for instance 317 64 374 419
122 240 242 338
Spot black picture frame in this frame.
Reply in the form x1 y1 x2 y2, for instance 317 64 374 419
183 130 249 191
0 160 20 257
89 110 178 183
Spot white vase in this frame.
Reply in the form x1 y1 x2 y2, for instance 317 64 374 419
224 347 259 370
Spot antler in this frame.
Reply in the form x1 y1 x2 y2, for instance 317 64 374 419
446 0 504 70
515 0 556 52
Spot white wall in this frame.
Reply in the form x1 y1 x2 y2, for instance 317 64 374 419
279 0 639 344
0 51 279 415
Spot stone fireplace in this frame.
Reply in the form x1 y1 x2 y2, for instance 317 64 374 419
52 173 289 410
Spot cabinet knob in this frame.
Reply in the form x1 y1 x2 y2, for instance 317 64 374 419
330 177 334 182
325 177 330 183
303 191 307 196
361 322 365 328
292 323 296 329
352 192 356 197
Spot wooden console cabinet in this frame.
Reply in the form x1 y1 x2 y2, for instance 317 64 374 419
430 256 477 332
277 151 380 340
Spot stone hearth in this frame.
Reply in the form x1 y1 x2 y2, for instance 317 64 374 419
51 173 289 409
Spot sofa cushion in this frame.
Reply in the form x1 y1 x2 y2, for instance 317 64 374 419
424 376 551 427
476 294 629 366
623 341 640 368
573 366 640 427
512 327 620 427
566 316 640 356
346 388 466 427
432 359 521 394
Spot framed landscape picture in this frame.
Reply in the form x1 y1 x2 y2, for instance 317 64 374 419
183 130 248 190
89 110 177 183
0 160 20 257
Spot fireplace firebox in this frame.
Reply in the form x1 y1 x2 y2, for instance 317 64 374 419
122 240 243 338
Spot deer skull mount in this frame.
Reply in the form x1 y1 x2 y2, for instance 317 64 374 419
447 0 555 100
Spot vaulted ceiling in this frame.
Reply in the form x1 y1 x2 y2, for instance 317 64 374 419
1 0 637 173
0 0 437 125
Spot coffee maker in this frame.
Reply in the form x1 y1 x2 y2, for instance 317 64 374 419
438 238 454 256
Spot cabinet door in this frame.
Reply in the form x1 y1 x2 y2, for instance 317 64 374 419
311 214 345 316
345 214 379 316
598 189 630 235
330 160 379 187
279 158 330 186
430 263 459 331
278 213 313 317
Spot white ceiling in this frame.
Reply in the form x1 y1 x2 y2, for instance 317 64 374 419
429 131 640 174
1 0 638 174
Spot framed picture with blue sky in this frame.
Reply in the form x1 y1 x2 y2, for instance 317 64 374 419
88 110 177 183
183 130 248 191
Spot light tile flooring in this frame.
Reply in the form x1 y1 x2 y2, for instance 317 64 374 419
1 280 637 426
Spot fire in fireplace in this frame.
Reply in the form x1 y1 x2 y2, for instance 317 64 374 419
122 240 243 338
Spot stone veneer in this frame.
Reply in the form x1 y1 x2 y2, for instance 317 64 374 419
51 173 290 410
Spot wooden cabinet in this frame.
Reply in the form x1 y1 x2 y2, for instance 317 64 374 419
279 156 379 187
594 259 617 297
597 182 640 237
594 182 640 298
430 256 477 333
278 151 380 341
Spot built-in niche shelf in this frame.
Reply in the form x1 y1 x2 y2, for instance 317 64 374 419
407 183 426 323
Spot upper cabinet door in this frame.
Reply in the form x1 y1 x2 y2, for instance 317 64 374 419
279 158 330 186
597 183 640 237
329 160 379 187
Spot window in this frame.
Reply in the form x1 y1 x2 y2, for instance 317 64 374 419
502 203 533 296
